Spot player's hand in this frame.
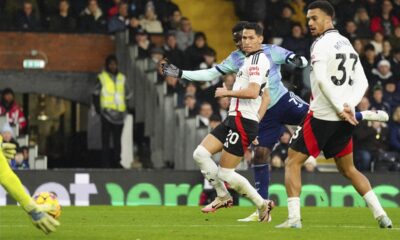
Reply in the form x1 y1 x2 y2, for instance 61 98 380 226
287 54 308 68
0 136 17 161
157 58 182 78
29 209 60 234
339 103 358 126
215 83 229 98
252 137 259 145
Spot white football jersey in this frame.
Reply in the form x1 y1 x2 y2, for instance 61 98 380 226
309 29 368 121
228 50 270 122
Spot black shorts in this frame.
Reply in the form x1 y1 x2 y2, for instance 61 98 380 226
211 115 258 157
290 112 354 159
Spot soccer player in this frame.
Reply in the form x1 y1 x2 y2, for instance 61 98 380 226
191 22 274 222
0 136 60 234
160 21 389 222
275 1 392 228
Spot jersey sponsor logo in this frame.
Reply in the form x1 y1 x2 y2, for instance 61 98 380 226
249 66 260 76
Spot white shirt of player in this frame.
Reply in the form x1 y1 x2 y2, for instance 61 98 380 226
228 50 270 122
309 29 368 121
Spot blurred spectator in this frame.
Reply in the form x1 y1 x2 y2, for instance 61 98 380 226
149 47 165 70
139 5 163 33
383 80 400 109
15 0 41 31
389 25 400 50
364 0 380 18
1 122 18 146
135 29 154 59
163 33 185 68
343 20 358 41
217 97 229 121
107 2 129 33
369 85 391 113
352 38 364 56
165 10 181 31
0 88 27 132
93 55 132 168
391 48 400 78
370 31 384 53
153 0 179 27
209 114 222 130
175 17 195 51
198 48 219 87
107 0 121 19
282 23 310 58
271 4 295 38
49 0 76 33
271 130 291 170
376 40 392 61
394 0 400 17
184 93 198 117
289 0 306 32
370 0 399 37
361 44 377 82
10 152 29 170
165 72 185 104
185 82 197 95
372 59 395 86
198 102 213 127
336 0 362 25
184 32 214 70
79 0 107 33
354 7 372 39
390 106 400 153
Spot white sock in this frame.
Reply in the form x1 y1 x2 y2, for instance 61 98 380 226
217 167 264 208
193 145 229 197
287 197 301 220
363 190 386 219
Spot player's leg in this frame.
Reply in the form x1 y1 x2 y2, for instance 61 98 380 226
276 113 327 228
334 153 392 228
194 129 230 203
217 150 274 221
0 151 60 233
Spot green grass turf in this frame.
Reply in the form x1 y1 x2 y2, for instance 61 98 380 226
0 206 399 240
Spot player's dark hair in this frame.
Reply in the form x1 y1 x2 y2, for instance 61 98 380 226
232 21 249 34
243 22 263 36
308 0 335 18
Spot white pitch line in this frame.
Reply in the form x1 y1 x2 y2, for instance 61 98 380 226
1 224 399 230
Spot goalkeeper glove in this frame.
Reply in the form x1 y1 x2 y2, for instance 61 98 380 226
29 207 60 234
159 59 182 78
0 136 17 161
287 54 308 68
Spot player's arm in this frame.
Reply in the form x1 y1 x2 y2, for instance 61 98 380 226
347 59 368 108
216 82 260 99
270 45 308 68
159 52 238 81
258 88 270 120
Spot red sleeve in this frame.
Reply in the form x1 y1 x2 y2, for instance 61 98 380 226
392 16 400 27
370 17 381 33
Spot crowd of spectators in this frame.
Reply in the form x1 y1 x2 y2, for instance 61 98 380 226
0 88 30 170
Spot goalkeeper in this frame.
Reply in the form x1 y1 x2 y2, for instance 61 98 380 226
0 135 60 234
159 21 389 222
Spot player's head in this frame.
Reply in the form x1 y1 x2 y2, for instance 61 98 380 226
307 1 335 37
231 21 249 50
242 22 263 54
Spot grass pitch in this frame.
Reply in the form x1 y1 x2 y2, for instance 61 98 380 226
0 206 399 240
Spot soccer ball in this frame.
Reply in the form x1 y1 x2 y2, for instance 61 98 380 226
33 192 62 219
